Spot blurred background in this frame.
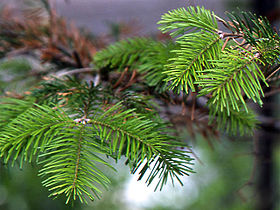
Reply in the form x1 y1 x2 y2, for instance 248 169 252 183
0 0 279 210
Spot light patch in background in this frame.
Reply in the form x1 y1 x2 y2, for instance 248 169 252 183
123 159 200 209
124 176 198 209
122 147 219 210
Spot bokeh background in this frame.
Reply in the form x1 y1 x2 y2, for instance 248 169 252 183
0 0 279 210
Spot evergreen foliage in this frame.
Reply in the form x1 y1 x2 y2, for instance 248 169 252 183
157 6 219 35
0 3 279 205
94 38 177 92
164 31 221 93
225 10 280 67
95 6 279 136
94 38 153 70
197 48 267 114
0 76 194 203
0 98 34 129
0 95 193 203
157 6 221 93
137 41 177 92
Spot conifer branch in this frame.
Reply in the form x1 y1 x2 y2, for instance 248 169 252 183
164 32 221 93
158 6 219 37
0 97 194 203
197 48 268 115
1 3 280 206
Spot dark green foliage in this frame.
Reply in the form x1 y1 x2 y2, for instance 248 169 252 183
118 92 156 115
138 41 177 92
94 38 155 70
226 11 276 43
209 104 259 136
94 38 177 92
0 97 34 129
32 77 112 108
226 11 280 65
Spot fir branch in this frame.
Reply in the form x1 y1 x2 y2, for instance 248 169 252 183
158 6 219 37
93 37 155 70
138 41 177 92
157 6 222 94
32 77 113 108
255 39 280 65
197 48 268 115
209 104 259 136
2 4 280 205
0 99 194 202
0 98 34 129
164 32 221 93
38 125 112 204
0 103 72 167
89 103 194 189
134 148 194 191
225 11 277 43
93 38 177 92
225 11 280 65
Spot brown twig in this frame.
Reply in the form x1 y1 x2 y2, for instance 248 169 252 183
119 70 137 92
266 66 280 81
222 32 243 38
113 67 128 88
191 92 196 121
214 14 234 32
181 101 187 115
221 37 230 51
232 38 243 46
54 67 94 77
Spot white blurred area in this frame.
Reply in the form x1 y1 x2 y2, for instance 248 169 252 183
123 171 199 210
121 149 217 210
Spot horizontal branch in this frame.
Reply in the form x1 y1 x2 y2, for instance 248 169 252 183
53 67 94 77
